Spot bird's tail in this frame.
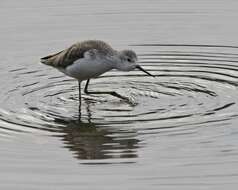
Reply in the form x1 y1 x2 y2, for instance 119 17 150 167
40 50 64 66
40 56 50 64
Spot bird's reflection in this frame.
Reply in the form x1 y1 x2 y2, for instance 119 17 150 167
54 100 140 160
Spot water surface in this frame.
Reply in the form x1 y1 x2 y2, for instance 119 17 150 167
1 0 238 189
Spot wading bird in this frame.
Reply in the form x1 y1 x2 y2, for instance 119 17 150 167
41 40 154 116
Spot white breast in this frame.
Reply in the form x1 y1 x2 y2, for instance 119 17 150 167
63 57 113 81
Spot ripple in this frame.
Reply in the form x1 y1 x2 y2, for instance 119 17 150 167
1 44 238 162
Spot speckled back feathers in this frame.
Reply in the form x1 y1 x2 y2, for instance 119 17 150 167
41 40 116 68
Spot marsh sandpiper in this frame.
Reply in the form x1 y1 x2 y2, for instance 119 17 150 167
41 40 154 115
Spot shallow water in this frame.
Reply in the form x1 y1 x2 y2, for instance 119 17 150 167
1 0 238 189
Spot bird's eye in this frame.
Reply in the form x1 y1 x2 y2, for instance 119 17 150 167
127 58 132 62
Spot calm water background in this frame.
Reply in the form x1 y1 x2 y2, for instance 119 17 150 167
1 0 238 189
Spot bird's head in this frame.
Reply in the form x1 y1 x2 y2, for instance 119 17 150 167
115 49 154 77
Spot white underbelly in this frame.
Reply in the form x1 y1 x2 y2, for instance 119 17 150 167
63 58 112 81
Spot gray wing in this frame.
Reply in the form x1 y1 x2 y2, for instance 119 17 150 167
40 40 115 68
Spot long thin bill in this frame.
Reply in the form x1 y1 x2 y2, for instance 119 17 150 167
136 65 155 77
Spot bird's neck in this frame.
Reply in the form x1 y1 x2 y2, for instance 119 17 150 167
104 54 122 69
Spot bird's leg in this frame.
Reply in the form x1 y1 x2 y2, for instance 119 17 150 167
84 79 129 101
78 80 81 118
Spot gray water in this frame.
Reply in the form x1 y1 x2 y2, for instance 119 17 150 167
1 0 238 189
